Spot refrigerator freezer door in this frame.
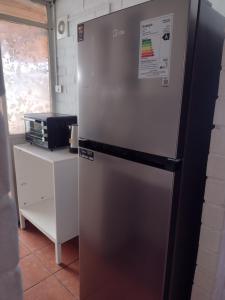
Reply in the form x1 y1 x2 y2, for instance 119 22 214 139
79 151 174 300
78 0 189 158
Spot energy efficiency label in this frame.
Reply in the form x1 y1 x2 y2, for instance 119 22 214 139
138 14 173 79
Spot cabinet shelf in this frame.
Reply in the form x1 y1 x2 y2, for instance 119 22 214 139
20 199 56 242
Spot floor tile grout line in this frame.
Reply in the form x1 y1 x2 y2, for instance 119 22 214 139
54 260 80 298
53 273 77 298
20 253 52 292
20 240 79 275
18 236 51 253
23 272 51 292
22 270 80 297
32 248 78 275
19 238 31 252
32 250 57 274
19 253 30 260
24 273 78 298
23 260 80 296
18 225 52 252
19 246 31 259
19 252 33 262
19 225 80 297
54 258 80 277
18 237 34 253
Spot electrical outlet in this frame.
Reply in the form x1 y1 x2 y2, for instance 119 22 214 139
55 85 63 93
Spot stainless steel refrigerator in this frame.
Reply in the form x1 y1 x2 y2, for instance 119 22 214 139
77 1 225 299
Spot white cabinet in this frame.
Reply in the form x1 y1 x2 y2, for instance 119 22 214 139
14 144 78 264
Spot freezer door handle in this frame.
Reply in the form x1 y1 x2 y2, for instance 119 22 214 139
79 139 182 172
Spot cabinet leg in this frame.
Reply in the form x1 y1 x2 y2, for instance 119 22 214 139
19 214 26 230
55 242 62 265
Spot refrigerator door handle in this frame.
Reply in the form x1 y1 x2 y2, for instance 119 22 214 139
79 139 182 172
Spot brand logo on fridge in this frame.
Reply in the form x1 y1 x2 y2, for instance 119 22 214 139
113 29 126 39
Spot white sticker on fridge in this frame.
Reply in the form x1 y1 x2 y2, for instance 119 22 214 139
138 14 173 80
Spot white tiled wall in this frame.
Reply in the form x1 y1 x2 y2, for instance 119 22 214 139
191 40 225 300
54 0 150 114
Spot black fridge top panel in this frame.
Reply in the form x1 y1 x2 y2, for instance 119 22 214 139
79 139 182 172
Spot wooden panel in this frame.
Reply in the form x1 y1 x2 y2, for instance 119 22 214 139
0 0 47 24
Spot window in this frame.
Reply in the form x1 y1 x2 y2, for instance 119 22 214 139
0 0 48 24
0 0 50 134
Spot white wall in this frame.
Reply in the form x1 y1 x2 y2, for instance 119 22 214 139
54 0 150 115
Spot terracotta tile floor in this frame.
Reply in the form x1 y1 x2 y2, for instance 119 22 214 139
19 221 80 300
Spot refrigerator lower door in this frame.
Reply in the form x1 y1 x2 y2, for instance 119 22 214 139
79 151 174 300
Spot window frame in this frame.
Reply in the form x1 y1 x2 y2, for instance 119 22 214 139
0 0 54 135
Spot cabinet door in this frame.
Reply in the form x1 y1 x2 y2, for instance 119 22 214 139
14 148 53 207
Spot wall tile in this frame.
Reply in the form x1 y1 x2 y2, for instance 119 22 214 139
201 203 225 231
214 99 225 126
110 0 122 11
95 3 110 17
194 266 216 294
207 154 225 180
210 128 225 155
56 0 83 18
122 0 149 9
191 285 211 300
84 0 107 9
197 248 219 274
205 178 225 206
198 226 223 253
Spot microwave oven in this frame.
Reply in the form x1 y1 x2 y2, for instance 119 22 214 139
24 113 77 150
